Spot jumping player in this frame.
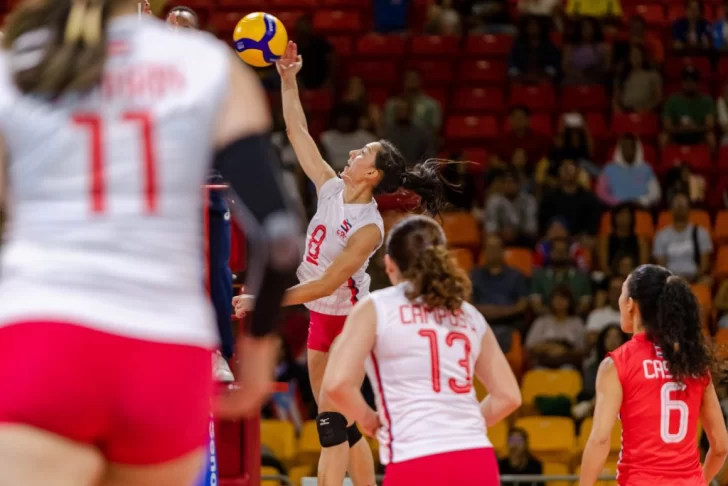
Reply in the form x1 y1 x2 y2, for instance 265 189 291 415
579 264 728 486
0 1 299 485
320 215 522 486
234 41 448 485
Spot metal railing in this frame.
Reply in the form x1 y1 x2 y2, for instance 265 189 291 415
261 474 294 485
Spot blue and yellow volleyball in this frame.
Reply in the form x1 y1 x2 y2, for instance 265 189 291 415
233 13 288 68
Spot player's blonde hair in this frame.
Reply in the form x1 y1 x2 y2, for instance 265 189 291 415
386 215 471 313
3 0 121 98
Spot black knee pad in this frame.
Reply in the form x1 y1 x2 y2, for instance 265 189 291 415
347 423 363 447
316 411 348 448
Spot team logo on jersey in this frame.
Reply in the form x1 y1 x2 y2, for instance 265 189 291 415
337 219 352 240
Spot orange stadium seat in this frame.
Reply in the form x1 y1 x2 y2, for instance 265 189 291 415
543 462 570 486
714 245 728 281
440 211 481 248
577 417 622 456
656 209 711 233
288 465 314 486
509 84 556 111
260 420 297 465
458 59 508 84
465 34 514 56
410 34 460 56
488 419 509 458
599 210 655 238
355 33 407 57
503 247 534 278
561 85 608 112
312 10 362 34
506 330 524 379
514 417 577 463
714 210 728 244
691 283 712 311
449 247 475 273
406 59 454 85
453 87 505 114
611 112 659 138
660 144 712 174
347 60 399 84
296 420 321 467
445 115 499 142
521 369 583 406
261 466 281 486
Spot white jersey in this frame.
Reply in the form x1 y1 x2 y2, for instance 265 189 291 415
366 284 492 464
296 177 383 315
0 16 232 347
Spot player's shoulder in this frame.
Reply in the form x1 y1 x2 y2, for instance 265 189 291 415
460 301 488 333
369 285 406 303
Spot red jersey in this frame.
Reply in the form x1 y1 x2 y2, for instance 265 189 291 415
609 333 708 486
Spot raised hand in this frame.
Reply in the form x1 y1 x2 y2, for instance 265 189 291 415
276 41 303 82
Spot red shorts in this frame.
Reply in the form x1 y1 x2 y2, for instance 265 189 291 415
383 448 499 486
0 321 213 465
307 311 347 352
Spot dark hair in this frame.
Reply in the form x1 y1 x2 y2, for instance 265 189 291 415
611 202 636 233
386 215 471 312
510 105 531 117
3 0 119 99
571 16 603 44
508 427 529 442
168 6 199 27
551 284 575 314
595 324 628 362
627 264 712 384
374 140 448 216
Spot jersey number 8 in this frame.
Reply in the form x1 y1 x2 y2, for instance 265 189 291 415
660 382 689 443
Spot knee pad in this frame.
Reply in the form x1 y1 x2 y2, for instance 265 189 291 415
316 411 348 448
347 423 363 447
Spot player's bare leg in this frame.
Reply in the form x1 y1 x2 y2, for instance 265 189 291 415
0 424 104 486
99 449 205 486
309 349 376 486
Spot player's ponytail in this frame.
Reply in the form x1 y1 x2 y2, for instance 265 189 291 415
628 265 712 384
374 140 448 216
386 215 471 313
3 0 115 99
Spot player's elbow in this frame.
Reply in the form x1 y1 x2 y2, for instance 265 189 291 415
501 387 522 413
320 377 348 406
710 433 728 457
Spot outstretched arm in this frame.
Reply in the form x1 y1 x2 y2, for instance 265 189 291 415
278 42 336 191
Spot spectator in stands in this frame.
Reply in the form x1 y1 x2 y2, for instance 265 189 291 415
653 192 713 285
498 428 545 486
716 82 728 144
533 218 589 271
536 115 596 192
573 323 628 420
597 203 650 275
471 234 530 351
585 276 623 346
293 15 333 90
526 284 586 368
519 0 561 19
384 70 442 134
562 17 611 85
613 45 663 114
566 0 622 20
712 0 728 50
531 237 593 315
494 106 552 174
508 16 561 83
320 103 377 173
425 0 462 34
612 15 664 68
383 98 434 165
613 252 637 279
539 158 602 240
714 279 728 329
466 0 516 33
596 134 661 208
484 167 538 246
341 76 382 136
661 66 716 150
664 161 707 206
672 0 712 52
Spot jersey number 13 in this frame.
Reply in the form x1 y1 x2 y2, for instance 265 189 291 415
418 329 472 394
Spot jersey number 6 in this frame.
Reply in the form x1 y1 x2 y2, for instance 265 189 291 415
418 329 472 394
660 382 689 443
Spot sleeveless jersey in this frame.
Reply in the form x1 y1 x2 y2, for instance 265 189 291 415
609 333 708 485
0 16 232 347
296 177 383 315
366 284 492 465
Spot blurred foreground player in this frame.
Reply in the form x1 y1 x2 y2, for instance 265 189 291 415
0 0 299 485
580 265 728 486
321 215 522 486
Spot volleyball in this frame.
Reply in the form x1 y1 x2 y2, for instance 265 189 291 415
233 13 288 68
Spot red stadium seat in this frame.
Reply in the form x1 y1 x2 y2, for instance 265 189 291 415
561 85 608 112
300 89 333 113
320 0 370 7
423 87 449 112
356 34 408 57
465 34 514 56
719 145 728 170
461 148 490 173
313 10 361 34
453 87 505 114
457 59 507 84
406 60 454 85
667 3 715 22
327 35 353 56
664 56 712 79
267 0 316 8
445 115 499 141
347 60 398 84
410 35 460 56
719 57 728 79
366 87 390 106
209 11 246 32
268 10 307 30
509 84 556 111
627 4 667 26
611 112 659 137
661 144 712 174
504 113 553 138
585 112 608 139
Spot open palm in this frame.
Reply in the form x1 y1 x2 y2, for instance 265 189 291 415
276 41 303 82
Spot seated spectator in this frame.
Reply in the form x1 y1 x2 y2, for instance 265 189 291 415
613 252 637 279
341 76 382 136
661 66 716 150
596 134 661 209
425 0 462 34
566 0 622 20
526 285 586 368
672 0 712 52
533 218 589 271
562 17 611 85
466 0 516 33
508 16 561 83
494 106 552 174
597 203 650 274
536 115 597 190
712 0 728 50
716 82 728 144
293 15 333 89
653 192 713 285
585 276 623 347
484 167 538 246
320 103 377 172
531 237 593 315
573 324 628 419
471 234 530 350
539 158 602 241
714 279 728 329
613 45 662 114
384 70 441 134
519 0 561 19
498 428 545 486
664 161 707 206
383 98 434 165
612 15 664 68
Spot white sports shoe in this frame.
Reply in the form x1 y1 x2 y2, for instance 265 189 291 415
213 351 235 383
